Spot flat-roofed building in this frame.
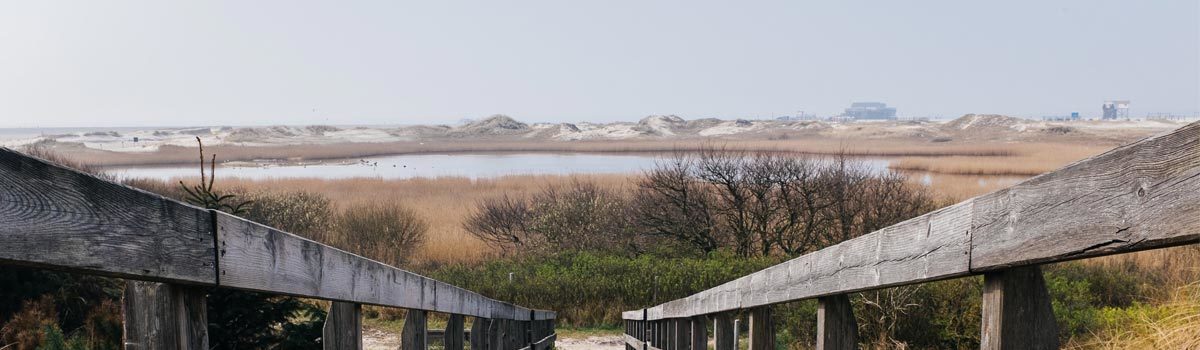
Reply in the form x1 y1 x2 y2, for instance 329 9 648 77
843 102 897 120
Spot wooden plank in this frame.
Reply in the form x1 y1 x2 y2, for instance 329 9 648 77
981 266 1057 350
216 212 536 318
713 313 734 350
0 148 216 284
323 302 362 350
674 319 690 350
489 318 505 350
689 316 707 350
747 307 773 350
470 318 489 350
625 334 645 350
816 295 857 350
520 333 556 350
972 122 1200 270
402 309 428 350
445 314 466 350
121 281 208 350
622 310 643 320
647 200 973 319
623 122 1200 321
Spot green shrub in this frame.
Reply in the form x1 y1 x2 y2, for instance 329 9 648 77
427 251 779 326
335 201 428 267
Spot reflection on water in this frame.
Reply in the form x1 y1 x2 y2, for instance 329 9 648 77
105 152 1024 195
108 153 674 180
911 173 1029 199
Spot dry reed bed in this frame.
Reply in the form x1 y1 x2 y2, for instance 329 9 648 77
68 138 1048 167
888 143 1111 176
210 174 635 264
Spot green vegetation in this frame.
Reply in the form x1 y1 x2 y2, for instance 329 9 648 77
428 251 781 326
1 144 1196 349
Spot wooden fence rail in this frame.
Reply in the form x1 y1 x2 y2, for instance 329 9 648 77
622 121 1200 350
0 147 556 350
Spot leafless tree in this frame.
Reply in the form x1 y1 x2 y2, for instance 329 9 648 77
464 194 534 250
465 180 640 254
632 154 723 254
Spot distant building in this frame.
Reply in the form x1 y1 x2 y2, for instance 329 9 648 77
843 102 897 120
1102 100 1130 120
777 111 819 121
1146 113 1190 121
1042 112 1082 122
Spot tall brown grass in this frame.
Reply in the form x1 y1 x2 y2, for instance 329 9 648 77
58 138 1056 167
206 175 634 264
888 143 1110 176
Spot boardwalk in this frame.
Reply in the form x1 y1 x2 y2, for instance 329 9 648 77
0 146 556 350
622 122 1200 350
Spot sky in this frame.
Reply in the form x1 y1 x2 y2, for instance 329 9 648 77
0 1 1197 128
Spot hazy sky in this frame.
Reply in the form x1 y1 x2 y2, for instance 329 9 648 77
1 1 1197 127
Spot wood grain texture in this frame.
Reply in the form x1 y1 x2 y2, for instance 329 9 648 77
689 316 707 350
674 319 691 350
713 313 734 350
981 266 1058 350
0 148 215 284
971 122 1200 270
624 122 1200 321
121 281 208 350
625 334 645 350
747 307 773 350
816 295 857 350
216 212 545 320
402 309 428 350
445 314 466 350
637 201 972 320
488 318 504 350
470 317 489 350
323 301 362 350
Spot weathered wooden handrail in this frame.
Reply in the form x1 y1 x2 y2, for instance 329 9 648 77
623 121 1200 349
0 147 556 350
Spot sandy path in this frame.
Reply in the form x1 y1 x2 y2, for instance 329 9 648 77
555 335 625 350
361 328 622 350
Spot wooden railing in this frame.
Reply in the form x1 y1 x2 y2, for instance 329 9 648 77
0 147 556 350
622 121 1200 350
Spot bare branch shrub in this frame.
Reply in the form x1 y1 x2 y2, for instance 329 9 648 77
465 179 640 254
465 194 534 250
631 154 722 254
633 147 938 257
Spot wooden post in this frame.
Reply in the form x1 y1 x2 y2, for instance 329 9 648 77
508 319 521 350
122 281 208 350
489 318 505 350
650 321 658 348
401 309 428 350
627 320 637 350
664 319 674 350
713 313 734 350
664 320 670 349
445 314 465 350
322 301 362 350
732 319 740 350
689 316 707 350
817 295 857 350
748 307 773 350
470 317 489 350
981 266 1058 350
674 319 690 350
